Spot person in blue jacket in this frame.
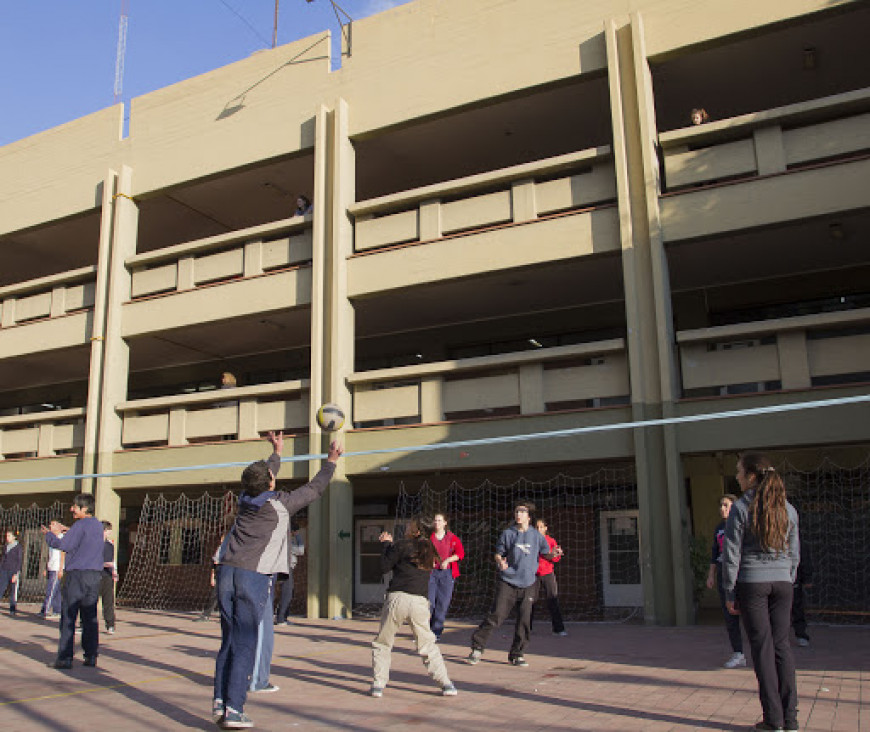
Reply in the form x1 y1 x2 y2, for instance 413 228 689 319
0 529 24 616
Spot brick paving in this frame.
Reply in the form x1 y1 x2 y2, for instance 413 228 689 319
0 607 865 731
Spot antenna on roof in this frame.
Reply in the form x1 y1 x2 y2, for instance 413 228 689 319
306 0 353 57
113 0 131 104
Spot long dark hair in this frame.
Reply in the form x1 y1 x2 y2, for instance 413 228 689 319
740 452 789 552
407 514 436 571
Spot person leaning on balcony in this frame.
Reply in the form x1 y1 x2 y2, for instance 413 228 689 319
211 430 343 730
293 194 312 217
690 108 710 125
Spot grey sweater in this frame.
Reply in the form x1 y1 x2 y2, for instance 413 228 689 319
220 453 335 575
721 489 800 604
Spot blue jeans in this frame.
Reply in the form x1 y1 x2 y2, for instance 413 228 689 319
0 569 19 612
58 570 102 661
214 565 272 712
42 570 62 614
249 583 275 691
428 568 455 638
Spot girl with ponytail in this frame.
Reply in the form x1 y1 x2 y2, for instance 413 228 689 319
722 453 800 731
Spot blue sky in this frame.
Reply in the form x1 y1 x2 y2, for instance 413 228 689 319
0 0 412 147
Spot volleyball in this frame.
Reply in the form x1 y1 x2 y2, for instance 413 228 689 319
316 403 346 432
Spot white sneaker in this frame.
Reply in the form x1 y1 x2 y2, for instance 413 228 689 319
724 652 746 668
796 637 810 647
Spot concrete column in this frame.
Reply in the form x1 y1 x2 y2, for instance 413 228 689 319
518 363 545 415
81 170 119 496
238 398 258 440
244 240 264 278
511 178 537 222
168 408 187 446
92 166 138 536
37 423 54 457
306 104 332 619
324 97 356 620
420 377 444 423
177 257 195 291
606 14 692 625
777 331 811 389
419 200 442 241
753 127 787 176
1 299 15 328
49 287 66 318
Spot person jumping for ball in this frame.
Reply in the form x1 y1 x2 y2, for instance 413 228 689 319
212 431 343 729
467 499 562 667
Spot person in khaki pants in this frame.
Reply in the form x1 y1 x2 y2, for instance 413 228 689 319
370 516 457 698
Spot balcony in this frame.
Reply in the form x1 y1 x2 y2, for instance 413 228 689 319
117 380 311 448
0 267 96 357
660 87 870 242
0 408 86 460
677 308 870 397
350 339 628 425
123 216 313 336
347 147 618 297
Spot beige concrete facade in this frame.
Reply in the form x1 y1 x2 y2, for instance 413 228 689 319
1 0 868 624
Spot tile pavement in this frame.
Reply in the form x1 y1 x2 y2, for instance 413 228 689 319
0 606 865 731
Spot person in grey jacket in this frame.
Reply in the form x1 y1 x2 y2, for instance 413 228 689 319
723 452 800 732
212 431 343 730
467 500 562 667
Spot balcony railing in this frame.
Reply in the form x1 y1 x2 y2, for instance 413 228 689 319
117 381 310 447
128 216 312 300
677 308 870 397
348 147 615 253
0 267 97 328
348 340 628 426
0 408 86 459
659 87 870 190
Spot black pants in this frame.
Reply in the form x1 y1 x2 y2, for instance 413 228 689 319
471 579 537 659
791 583 809 640
100 573 116 628
534 573 565 634
737 581 798 728
717 573 743 653
276 569 295 622
58 570 102 662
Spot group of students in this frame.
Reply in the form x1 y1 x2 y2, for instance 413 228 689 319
0 512 118 637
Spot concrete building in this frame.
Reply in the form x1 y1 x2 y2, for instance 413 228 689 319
1 0 868 624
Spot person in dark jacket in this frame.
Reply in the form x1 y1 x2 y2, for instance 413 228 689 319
370 515 456 698
0 529 24 616
792 537 813 646
211 431 342 730
100 521 118 634
41 493 106 669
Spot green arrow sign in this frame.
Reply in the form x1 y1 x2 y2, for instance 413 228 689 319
338 530 350 540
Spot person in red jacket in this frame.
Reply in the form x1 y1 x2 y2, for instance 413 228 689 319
535 517 567 636
428 513 464 640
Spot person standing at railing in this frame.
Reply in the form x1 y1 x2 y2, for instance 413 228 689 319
691 108 710 125
293 194 312 217
0 529 24 617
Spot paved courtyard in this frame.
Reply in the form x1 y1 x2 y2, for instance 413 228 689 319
0 606 865 731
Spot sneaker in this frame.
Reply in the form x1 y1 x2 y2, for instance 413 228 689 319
75 627 82 634
83 656 97 667
724 652 746 669
553 630 568 636
194 615 210 622
441 683 458 696
466 649 482 665
52 657 73 670
509 656 529 667
212 699 225 723
284 620 293 626
251 683 279 694
370 686 384 698
106 626 115 635
753 722 783 731
796 636 810 647
221 708 254 729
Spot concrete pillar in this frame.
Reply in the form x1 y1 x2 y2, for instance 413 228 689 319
307 103 332 619
753 127 787 176
518 363 545 415
777 331 811 390
81 170 119 496
323 97 356 620
606 14 692 625
92 166 138 537
511 178 537 222
419 200 442 241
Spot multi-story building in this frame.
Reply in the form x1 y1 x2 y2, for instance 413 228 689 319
1 0 868 624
